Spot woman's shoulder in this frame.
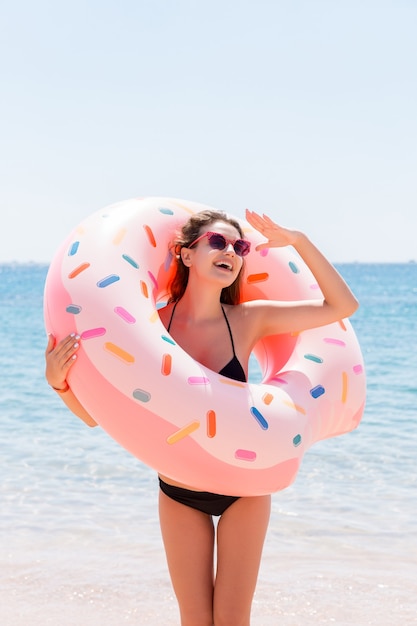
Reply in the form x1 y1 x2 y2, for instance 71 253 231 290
225 300 269 315
224 301 269 329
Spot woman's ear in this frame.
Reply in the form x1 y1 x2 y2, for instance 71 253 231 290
181 248 193 267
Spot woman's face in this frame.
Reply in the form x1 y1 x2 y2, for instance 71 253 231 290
183 220 244 287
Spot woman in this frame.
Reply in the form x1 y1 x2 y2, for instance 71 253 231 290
45 209 358 625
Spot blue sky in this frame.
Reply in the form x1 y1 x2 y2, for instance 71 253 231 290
1 0 416 262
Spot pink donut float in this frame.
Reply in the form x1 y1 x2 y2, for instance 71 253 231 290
44 197 366 496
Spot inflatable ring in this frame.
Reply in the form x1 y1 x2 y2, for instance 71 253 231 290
44 197 366 496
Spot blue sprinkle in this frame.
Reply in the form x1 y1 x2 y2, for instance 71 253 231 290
289 261 300 274
97 274 120 288
68 241 79 256
293 434 302 447
122 254 139 269
162 335 176 345
304 353 324 363
159 207 174 215
66 304 82 314
310 385 325 399
250 407 269 430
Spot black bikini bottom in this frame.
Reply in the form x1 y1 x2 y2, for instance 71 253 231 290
159 478 240 516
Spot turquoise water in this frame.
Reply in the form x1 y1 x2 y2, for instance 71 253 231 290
1 263 416 625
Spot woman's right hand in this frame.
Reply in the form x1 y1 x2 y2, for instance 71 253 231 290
45 333 98 427
45 333 80 391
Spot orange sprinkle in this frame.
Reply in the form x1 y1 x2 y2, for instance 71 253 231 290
283 399 306 414
161 354 172 376
167 421 200 444
206 410 216 438
341 371 348 403
68 263 90 278
104 342 135 363
262 392 274 405
113 227 127 245
247 272 269 284
219 377 246 388
143 225 156 247
141 281 148 298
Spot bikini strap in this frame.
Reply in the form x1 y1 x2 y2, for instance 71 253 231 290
169 303 237 358
221 305 237 357
167 301 178 332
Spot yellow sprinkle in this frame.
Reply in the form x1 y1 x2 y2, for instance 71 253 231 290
282 399 306 414
113 228 127 245
167 421 200 444
341 371 348 403
149 310 159 323
104 342 135 363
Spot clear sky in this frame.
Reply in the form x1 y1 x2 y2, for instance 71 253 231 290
1 0 416 263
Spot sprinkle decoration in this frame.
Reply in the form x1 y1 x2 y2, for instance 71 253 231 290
114 307 136 324
68 263 90 278
206 410 217 438
247 272 269 284
66 304 82 314
250 406 269 430
104 342 135 363
81 327 106 340
68 241 80 256
97 275 120 288
167 421 200 444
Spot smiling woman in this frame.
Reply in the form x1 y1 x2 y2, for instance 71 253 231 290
44 195 364 625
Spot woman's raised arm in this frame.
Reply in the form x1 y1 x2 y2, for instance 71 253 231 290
245 210 359 337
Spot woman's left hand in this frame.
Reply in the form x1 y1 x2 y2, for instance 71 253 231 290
245 209 299 251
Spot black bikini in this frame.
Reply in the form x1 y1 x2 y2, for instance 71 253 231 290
159 302 247 516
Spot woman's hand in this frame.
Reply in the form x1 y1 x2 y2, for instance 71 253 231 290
245 209 300 250
45 333 80 391
45 333 98 426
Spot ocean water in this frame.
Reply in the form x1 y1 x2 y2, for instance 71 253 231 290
1 262 416 625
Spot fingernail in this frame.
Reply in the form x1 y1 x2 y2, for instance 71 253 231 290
70 333 75 337
73 342 79 348
72 354 77 360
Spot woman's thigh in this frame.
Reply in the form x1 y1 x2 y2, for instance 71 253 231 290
214 495 271 625
158 489 215 625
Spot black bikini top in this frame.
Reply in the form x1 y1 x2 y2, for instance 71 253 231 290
167 302 247 383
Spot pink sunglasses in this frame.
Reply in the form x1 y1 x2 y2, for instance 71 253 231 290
188 231 251 257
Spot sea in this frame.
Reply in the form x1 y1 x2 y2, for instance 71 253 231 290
1 262 416 625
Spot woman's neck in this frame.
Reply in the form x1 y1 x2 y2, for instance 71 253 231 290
176 280 224 324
